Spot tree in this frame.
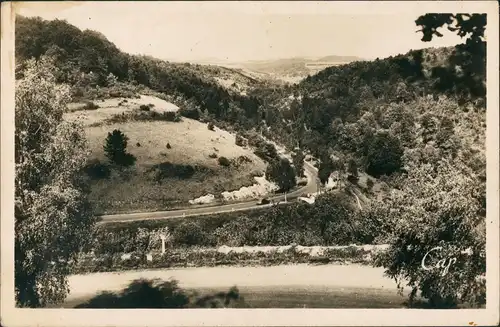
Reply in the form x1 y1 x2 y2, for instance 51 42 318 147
364 131 404 178
266 158 297 192
15 57 97 307
373 159 485 307
415 14 486 100
255 142 279 162
292 149 305 178
318 154 334 185
106 72 118 87
415 14 485 45
103 129 136 166
347 158 359 181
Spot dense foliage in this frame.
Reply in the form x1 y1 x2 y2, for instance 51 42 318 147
265 158 297 192
15 57 97 307
367 13 487 308
87 192 386 256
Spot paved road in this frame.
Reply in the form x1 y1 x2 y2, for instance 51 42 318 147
99 161 319 224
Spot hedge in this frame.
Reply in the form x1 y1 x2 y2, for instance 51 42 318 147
70 246 372 274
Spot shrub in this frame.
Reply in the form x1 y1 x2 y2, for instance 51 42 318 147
84 159 111 180
166 143 172 149
151 162 196 180
179 107 200 120
83 101 99 110
207 122 215 131
246 133 265 148
173 114 182 122
254 142 279 162
209 153 218 159
218 156 230 167
163 111 176 122
366 178 374 191
235 134 245 147
172 221 210 246
139 104 150 111
136 142 141 147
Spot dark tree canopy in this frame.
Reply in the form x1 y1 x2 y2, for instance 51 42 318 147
415 14 486 45
266 157 297 192
104 129 136 167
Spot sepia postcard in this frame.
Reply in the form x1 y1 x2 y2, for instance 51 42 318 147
1 1 499 326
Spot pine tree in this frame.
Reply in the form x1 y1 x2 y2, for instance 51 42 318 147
103 129 135 166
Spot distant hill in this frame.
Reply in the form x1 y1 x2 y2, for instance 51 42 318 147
181 56 364 84
15 15 272 131
238 56 363 81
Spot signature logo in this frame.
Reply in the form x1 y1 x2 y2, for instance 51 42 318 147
421 246 457 276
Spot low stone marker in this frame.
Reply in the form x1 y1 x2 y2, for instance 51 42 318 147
121 253 131 261
160 234 166 254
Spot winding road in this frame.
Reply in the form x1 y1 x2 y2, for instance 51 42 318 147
99 161 319 224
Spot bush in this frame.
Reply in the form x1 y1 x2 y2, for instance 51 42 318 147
218 156 231 167
209 153 218 159
173 114 182 122
84 159 111 180
166 143 172 149
246 133 265 148
151 162 196 180
139 104 150 111
254 142 279 162
83 101 99 110
179 107 200 120
173 221 211 246
366 179 374 191
208 122 215 131
235 134 245 147
163 111 176 122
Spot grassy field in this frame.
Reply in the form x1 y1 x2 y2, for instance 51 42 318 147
65 95 267 214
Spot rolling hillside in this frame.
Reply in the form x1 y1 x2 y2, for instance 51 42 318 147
15 15 266 130
63 95 267 214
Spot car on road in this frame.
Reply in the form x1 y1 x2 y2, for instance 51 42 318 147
257 198 271 205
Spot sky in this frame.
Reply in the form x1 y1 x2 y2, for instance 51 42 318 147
15 1 470 63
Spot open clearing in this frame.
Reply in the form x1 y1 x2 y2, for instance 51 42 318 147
65 95 267 214
63 264 409 308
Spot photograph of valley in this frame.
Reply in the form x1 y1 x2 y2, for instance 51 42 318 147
2 1 498 323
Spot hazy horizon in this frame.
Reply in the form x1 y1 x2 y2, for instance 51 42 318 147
16 2 465 63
